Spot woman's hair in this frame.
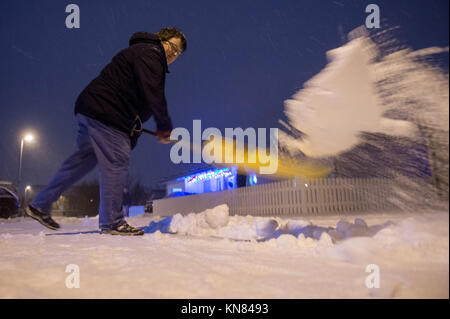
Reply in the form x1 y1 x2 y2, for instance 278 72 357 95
156 27 187 52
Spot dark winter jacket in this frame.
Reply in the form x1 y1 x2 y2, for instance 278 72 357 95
74 32 173 148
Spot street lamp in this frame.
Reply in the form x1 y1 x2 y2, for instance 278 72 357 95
24 185 31 205
18 133 34 197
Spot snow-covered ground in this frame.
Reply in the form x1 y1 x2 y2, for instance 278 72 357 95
0 206 448 299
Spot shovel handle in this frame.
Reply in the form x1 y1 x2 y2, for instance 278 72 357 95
142 128 180 144
142 128 157 136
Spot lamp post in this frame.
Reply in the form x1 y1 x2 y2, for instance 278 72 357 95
24 185 31 205
18 134 34 206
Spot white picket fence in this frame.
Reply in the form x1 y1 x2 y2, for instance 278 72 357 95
153 177 398 217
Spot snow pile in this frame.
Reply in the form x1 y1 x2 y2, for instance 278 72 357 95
147 204 395 243
204 204 230 228
154 204 263 240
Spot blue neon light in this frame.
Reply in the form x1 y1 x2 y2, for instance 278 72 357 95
185 168 233 184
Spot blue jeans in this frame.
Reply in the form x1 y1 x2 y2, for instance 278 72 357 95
32 114 131 230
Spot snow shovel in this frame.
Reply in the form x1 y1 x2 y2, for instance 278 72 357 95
142 129 332 179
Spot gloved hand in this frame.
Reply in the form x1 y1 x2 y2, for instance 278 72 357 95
156 130 172 144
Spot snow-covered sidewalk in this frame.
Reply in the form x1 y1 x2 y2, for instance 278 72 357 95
0 208 448 298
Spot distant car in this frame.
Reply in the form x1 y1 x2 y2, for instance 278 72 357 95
0 186 19 218
144 191 195 213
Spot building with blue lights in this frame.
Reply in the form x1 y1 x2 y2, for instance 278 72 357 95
163 166 262 196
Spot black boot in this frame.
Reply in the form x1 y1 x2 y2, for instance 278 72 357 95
25 205 60 230
101 223 144 236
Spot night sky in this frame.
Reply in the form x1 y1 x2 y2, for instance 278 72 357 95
0 0 448 189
